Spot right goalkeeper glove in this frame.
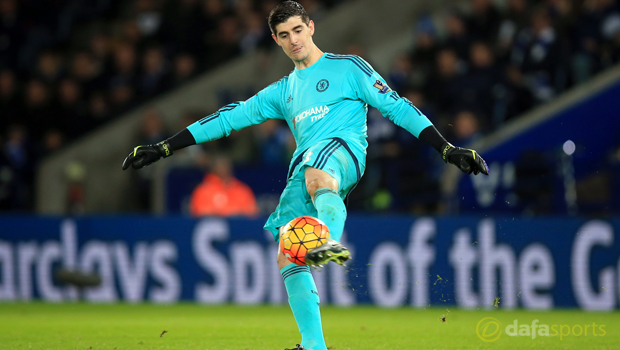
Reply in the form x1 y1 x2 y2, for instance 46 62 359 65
122 141 172 170
441 142 489 175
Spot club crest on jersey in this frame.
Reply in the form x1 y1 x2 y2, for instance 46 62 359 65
373 80 392 94
316 79 329 92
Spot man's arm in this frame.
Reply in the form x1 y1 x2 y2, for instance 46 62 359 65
122 81 285 170
346 56 488 175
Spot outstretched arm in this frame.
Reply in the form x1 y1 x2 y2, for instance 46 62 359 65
346 56 488 176
122 81 285 170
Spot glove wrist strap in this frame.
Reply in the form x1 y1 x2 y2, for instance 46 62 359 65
440 142 454 163
156 141 173 158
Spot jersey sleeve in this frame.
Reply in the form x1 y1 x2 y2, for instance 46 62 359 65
346 56 432 137
187 81 285 144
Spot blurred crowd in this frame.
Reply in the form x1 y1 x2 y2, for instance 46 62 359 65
358 0 620 214
2 0 620 214
0 0 339 211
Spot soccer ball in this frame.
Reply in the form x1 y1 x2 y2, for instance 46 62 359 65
280 216 330 265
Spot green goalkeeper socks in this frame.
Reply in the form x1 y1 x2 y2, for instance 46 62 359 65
313 188 346 242
281 264 327 350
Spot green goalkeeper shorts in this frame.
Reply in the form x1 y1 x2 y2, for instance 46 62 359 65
263 137 363 241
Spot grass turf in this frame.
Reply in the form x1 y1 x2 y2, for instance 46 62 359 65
0 303 618 350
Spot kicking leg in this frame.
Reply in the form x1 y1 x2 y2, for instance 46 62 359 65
304 167 350 266
278 230 327 350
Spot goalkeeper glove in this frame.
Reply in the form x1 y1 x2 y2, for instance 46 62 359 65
441 142 489 175
122 141 173 170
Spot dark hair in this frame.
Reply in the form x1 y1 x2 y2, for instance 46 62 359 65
268 1 310 35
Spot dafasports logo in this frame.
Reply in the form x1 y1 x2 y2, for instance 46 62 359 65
293 106 329 129
476 318 607 342
476 317 502 342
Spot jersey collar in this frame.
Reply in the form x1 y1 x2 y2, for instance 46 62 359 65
293 52 327 80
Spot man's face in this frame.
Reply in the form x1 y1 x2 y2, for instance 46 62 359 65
272 16 315 62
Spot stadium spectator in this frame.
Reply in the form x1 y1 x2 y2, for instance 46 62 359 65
209 15 242 66
138 45 170 98
139 108 170 149
239 11 269 52
23 79 53 139
56 78 89 140
70 51 101 98
199 0 226 58
497 0 530 61
88 91 111 126
190 155 258 217
463 41 502 128
511 7 562 102
388 54 414 92
0 0 23 70
500 64 535 123
410 15 439 85
425 48 467 119
41 129 64 158
131 108 171 211
466 0 502 42
0 70 19 130
161 0 203 56
444 12 473 61
134 0 163 39
109 81 137 115
452 110 482 146
111 42 139 88
2 124 35 211
171 53 198 87
35 51 63 85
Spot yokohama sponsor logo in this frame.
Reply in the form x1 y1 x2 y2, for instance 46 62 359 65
293 105 329 128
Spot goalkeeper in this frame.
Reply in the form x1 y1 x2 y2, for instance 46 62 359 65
122 2 488 349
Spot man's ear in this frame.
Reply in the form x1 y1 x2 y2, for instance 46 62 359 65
309 20 315 36
272 33 282 47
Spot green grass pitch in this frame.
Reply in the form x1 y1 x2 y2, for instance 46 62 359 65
1 303 618 350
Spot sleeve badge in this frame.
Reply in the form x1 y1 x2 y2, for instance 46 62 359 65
373 80 392 94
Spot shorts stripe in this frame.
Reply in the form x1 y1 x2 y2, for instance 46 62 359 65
317 144 342 170
311 140 338 168
331 137 361 182
288 151 307 179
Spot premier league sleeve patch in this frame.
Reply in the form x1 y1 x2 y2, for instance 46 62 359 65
373 80 392 94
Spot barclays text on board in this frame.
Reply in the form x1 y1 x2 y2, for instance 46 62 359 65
0 216 618 310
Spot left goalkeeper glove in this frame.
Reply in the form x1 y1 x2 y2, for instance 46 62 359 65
441 142 489 175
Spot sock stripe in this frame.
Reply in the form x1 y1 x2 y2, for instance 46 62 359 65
283 269 310 281
281 266 309 278
282 270 308 281
281 266 310 280
314 188 338 198
281 266 308 276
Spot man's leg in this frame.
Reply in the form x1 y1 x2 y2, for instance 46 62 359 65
278 232 327 350
304 167 346 242
303 167 350 266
